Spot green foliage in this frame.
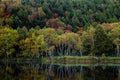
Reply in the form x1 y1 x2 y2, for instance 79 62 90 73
0 0 119 29
0 26 18 57
108 26 120 40
108 26 120 56
0 0 120 58
55 32 82 56
102 53 106 57
35 35 47 56
0 24 120 58
93 26 112 56
81 27 95 55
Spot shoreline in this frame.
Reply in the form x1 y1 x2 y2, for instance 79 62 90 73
1 56 120 64
42 56 120 64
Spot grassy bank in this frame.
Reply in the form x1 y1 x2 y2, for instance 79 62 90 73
42 56 120 64
1 56 120 64
1 57 42 63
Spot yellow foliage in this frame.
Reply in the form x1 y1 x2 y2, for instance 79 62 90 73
100 22 120 32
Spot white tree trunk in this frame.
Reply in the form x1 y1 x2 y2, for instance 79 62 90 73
80 49 82 56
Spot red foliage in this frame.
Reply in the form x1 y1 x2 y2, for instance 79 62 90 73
77 26 84 31
44 18 48 23
66 25 72 30
91 16 95 20
48 18 66 29
53 13 58 18
2 12 8 18
64 30 72 33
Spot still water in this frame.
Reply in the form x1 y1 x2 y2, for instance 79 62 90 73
0 62 120 80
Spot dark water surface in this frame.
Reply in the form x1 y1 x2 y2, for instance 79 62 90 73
0 62 120 80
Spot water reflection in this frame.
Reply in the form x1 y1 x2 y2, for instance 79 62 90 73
0 62 120 80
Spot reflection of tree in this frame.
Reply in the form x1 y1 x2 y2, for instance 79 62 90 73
0 63 119 80
117 66 120 80
47 65 84 80
82 66 118 80
0 64 15 80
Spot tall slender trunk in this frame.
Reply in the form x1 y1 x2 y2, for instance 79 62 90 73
92 34 94 49
57 47 59 55
91 34 94 56
5 52 7 62
61 44 64 54
57 45 60 55
117 45 120 56
58 44 62 56
66 46 69 55
117 66 120 79
67 47 70 55
60 44 62 54
80 66 83 71
0 21 3 26
64 45 67 55
80 49 82 56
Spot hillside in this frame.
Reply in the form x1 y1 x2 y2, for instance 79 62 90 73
0 0 120 58
0 0 120 31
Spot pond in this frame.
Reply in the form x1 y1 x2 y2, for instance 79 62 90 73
0 62 120 80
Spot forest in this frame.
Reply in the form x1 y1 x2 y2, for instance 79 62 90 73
0 0 120 59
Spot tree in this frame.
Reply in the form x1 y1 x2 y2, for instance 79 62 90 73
23 37 32 57
113 38 120 56
74 34 83 56
55 32 82 56
88 26 95 55
80 31 91 55
94 26 112 56
4 17 13 26
0 18 3 26
17 26 28 40
42 1 52 18
0 27 18 58
48 18 66 29
38 28 58 56
12 16 22 28
18 27 40 57
80 27 95 56
37 7 46 18
17 26 28 55
108 26 120 56
54 33 67 56
72 13 80 26
35 35 47 57
101 22 120 33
